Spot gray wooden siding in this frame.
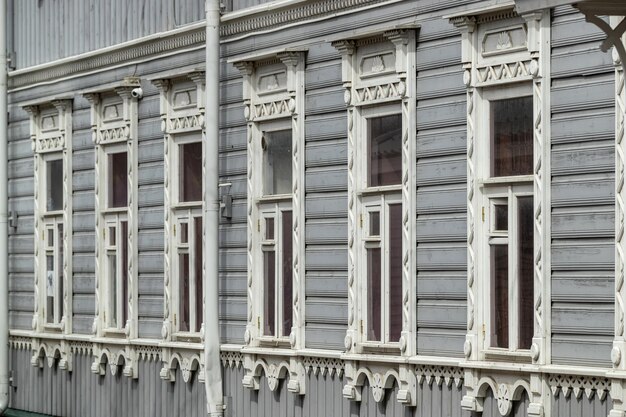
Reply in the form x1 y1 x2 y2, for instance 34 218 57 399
7 107 34 331
8 346 206 417
552 391 612 417
304 42 349 350
218 60 249 345
137 84 166 340
550 6 615 367
10 0 205 70
72 96 96 334
415 17 467 357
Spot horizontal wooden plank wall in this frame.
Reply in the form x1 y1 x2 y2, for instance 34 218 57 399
219 59 248 345
304 42 349 350
10 0 205 70
7 106 34 331
550 6 615 367
415 16 467 357
72 96 96 335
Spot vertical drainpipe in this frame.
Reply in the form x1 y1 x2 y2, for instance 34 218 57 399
204 0 223 416
0 0 9 412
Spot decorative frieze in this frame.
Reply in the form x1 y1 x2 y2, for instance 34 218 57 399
549 374 610 400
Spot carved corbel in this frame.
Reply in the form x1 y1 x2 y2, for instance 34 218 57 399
342 362 400 405
384 29 412 77
450 16 476 69
242 354 297 393
577 6 626 74
30 339 72 372
151 79 171 132
187 71 206 114
159 348 203 384
332 40 356 100
234 61 254 103
84 93 101 145
23 105 39 153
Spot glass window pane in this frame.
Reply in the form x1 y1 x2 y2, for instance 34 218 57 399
264 250 276 336
388 204 402 342
491 245 509 348
179 253 190 332
109 226 116 246
368 114 402 187
46 159 63 211
46 255 54 323
58 224 64 320
180 142 203 202
180 222 188 244
108 152 128 208
263 130 292 195
109 254 117 327
491 96 533 177
194 217 203 333
121 221 128 327
265 218 274 240
282 211 293 337
367 248 381 341
369 211 380 237
47 229 54 247
518 196 534 349
495 204 508 231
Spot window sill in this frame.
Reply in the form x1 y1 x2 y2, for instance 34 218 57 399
360 341 401 356
357 185 402 196
478 175 534 187
102 328 127 339
257 336 291 349
257 194 292 204
42 211 63 218
172 332 202 344
100 207 128 215
42 323 63 332
483 348 532 364
171 202 202 210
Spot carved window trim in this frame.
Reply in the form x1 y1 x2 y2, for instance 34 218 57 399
84 81 140 346
151 73 206 343
333 29 417 406
23 100 73 338
450 8 551 416
233 50 306 395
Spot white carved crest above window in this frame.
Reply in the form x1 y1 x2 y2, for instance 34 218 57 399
151 72 206 135
451 10 540 88
334 31 412 108
24 100 71 154
84 78 141 146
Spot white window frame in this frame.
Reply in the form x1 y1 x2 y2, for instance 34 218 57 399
170 132 204 338
85 85 140 343
100 143 129 334
234 51 307 394
476 83 535 359
25 100 73 336
333 29 417 405
356 103 403 350
254 121 293 343
41 153 65 328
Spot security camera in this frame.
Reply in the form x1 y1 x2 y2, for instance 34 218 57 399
131 87 143 99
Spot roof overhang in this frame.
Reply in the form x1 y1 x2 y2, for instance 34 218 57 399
515 0 626 14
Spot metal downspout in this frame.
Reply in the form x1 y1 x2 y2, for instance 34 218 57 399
204 0 223 416
0 0 10 411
